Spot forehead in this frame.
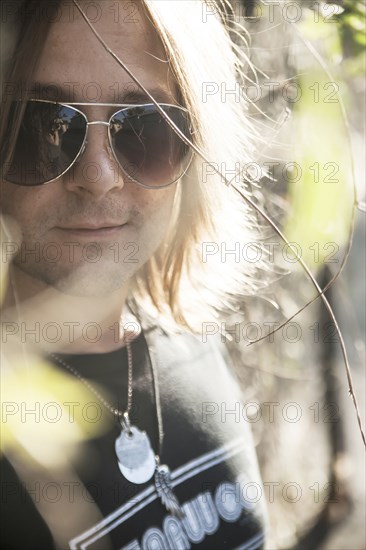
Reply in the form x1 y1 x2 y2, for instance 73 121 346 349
31 0 175 103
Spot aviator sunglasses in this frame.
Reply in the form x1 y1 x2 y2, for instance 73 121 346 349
2 99 194 188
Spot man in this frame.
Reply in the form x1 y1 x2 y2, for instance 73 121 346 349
0 1 267 548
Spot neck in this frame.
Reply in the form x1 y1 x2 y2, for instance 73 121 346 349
2 266 138 354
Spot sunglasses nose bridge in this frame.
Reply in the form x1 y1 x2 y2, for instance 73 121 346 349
87 121 110 126
79 121 114 162
84 121 112 155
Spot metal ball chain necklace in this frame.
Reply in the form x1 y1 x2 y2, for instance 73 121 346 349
51 340 183 518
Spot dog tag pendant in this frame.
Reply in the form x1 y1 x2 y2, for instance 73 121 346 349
115 426 151 468
115 425 156 484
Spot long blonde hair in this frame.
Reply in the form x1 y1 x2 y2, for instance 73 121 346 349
131 0 268 330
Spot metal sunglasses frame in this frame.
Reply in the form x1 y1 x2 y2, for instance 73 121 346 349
8 99 194 189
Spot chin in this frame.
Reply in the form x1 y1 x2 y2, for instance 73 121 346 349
16 259 137 298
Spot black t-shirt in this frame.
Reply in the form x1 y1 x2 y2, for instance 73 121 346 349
1 329 267 549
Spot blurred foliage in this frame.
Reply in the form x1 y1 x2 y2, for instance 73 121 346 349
305 1 366 54
336 0 366 55
310 1 366 69
284 71 354 266
282 4 358 267
1 355 110 468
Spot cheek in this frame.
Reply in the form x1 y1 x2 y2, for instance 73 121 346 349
1 184 30 232
135 186 177 224
0 182 57 233
2 183 35 213
0 182 17 216
132 186 177 257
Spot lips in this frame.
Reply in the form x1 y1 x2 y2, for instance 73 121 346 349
56 222 127 230
53 223 128 238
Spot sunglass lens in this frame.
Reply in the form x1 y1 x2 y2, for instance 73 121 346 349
110 105 192 187
3 102 86 185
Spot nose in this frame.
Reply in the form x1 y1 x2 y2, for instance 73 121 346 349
63 123 126 198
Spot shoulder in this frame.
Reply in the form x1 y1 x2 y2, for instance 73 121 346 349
143 322 248 429
144 321 235 379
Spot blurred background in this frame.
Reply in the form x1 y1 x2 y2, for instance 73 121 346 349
227 1 365 548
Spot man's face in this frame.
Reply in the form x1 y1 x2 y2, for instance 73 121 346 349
0 0 178 296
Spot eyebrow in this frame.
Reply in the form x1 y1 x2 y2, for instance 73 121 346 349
27 82 174 104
